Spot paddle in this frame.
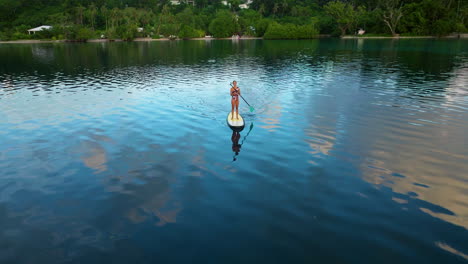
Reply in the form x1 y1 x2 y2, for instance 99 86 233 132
241 123 254 144
230 83 254 112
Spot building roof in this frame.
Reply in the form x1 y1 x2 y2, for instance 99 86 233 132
28 26 52 32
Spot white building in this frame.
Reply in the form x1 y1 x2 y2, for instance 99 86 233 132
239 0 253 9
170 0 194 5
27 25 52 35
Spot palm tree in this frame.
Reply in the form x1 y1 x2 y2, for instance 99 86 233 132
101 6 109 31
281 0 288 16
273 3 280 15
110 8 120 28
75 5 85 25
157 5 171 36
86 3 98 30
259 4 266 16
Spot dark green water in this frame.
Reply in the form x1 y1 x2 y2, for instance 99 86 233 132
0 39 467 263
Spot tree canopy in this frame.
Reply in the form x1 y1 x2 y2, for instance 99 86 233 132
0 0 466 41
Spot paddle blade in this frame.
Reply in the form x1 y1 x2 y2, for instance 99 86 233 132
249 106 255 112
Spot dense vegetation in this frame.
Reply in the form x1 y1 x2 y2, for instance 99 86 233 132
0 0 466 41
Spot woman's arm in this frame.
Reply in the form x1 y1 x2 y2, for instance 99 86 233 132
231 88 239 96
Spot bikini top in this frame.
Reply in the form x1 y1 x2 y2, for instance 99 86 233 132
231 88 239 98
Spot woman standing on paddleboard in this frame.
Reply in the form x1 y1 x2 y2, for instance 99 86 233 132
230 81 241 120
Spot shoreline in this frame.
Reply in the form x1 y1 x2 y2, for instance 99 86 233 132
1 35 466 44
342 34 468 39
0 36 263 44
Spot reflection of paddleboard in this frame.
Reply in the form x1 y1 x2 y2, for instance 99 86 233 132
227 112 245 131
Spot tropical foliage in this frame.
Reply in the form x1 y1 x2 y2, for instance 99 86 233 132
0 0 466 41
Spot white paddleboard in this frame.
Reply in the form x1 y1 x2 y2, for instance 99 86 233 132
227 112 245 128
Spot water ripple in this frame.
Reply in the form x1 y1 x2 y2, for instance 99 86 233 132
0 39 467 263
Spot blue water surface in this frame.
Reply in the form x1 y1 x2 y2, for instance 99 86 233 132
0 39 467 263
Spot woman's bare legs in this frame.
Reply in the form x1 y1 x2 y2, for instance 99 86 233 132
231 98 235 120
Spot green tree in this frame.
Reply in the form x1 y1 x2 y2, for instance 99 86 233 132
255 18 271 37
156 4 172 36
398 2 427 35
75 5 85 25
101 6 110 31
176 7 195 27
85 3 98 30
324 1 361 36
110 8 120 29
48 12 71 27
380 0 403 36
179 25 204 38
208 10 239 37
1 0 466 40
64 25 94 41
117 24 138 40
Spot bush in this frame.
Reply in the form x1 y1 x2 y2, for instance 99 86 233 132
263 22 288 39
433 19 452 36
454 23 467 33
255 19 271 37
106 27 118 40
159 23 180 37
264 22 318 39
116 24 138 41
0 32 8 41
77 27 95 40
35 29 54 39
12 32 31 40
50 26 66 39
178 25 204 39
64 26 94 41
295 23 319 38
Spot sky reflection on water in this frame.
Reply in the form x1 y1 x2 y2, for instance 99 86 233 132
0 39 467 263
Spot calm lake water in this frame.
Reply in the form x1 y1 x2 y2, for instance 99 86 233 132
0 39 467 263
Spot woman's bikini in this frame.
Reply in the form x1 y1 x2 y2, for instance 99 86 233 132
232 87 239 100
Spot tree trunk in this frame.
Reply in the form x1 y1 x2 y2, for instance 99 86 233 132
157 15 162 36
384 20 395 36
382 1 403 37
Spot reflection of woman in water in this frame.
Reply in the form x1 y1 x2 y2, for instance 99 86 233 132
231 131 241 161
